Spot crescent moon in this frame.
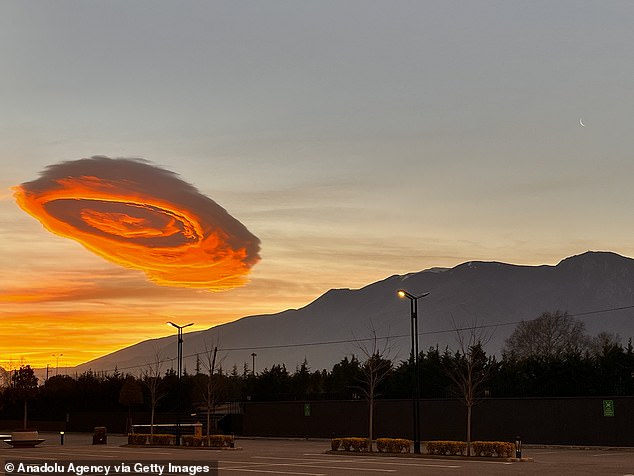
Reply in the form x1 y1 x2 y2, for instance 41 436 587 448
579 118 585 127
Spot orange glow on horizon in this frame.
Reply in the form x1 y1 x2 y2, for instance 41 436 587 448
0 307 214 370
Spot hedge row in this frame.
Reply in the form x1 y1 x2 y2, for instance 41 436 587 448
425 440 515 458
181 435 235 447
331 438 411 453
471 441 515 458
376 438 412 453
128 434 175 445
330 438 515 458
331 437 370 452
425 440 466 456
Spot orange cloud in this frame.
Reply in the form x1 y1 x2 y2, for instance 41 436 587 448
13 157 260 290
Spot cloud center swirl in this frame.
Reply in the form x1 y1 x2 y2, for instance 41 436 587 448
14 156 261 290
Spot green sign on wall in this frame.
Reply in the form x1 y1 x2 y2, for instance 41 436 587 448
304 403 311 417
603 399 615 417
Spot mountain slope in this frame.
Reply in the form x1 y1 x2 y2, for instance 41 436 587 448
75 251 634 375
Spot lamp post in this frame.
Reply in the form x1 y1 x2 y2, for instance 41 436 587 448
52 354 63 376
167 322 194 378
251 353 257 375
167 321 193 446
397 289 429 454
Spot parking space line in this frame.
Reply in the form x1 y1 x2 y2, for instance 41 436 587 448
294 464 394 472
592 453 634 457
218 460 327 475
302 453 512 467
250 456 395 471
220 459 395 473
254 455 460 470
221 467 325 476
328 461 461 469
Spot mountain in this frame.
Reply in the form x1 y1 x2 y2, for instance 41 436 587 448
75 251 634 375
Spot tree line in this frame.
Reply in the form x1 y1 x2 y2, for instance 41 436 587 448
1 311 633 426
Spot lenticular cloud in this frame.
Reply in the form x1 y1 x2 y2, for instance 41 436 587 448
14 156 261 290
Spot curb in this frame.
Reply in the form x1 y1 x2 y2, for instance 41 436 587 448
325 450 533 462
123 445 242 450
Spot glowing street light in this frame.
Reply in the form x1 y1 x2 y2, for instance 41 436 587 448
397 289 430 454
167 322 194 379
167 321 193 447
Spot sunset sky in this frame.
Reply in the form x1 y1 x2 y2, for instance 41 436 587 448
2 1 634 369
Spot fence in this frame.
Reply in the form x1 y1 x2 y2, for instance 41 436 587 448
241 396 634 446
2 396 632 445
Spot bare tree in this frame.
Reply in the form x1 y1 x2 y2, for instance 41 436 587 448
503 310 591 359
445 321 495 456
140 349 165 441
590 331 622 357
198 341 227 438
353 329 395 451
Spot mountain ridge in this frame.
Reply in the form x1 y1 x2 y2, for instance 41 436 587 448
75 251 634 375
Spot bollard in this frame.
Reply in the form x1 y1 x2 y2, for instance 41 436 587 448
93 426 107 445
515 435 522 459
60 431 65 445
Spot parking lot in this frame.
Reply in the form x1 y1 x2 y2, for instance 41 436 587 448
1 433 633 476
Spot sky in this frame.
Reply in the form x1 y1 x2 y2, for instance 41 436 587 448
2 1 634 369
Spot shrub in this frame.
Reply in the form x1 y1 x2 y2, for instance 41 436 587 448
128 434 147 445
182 435 201 447
496 442 515 458
375 438 387 452
424 440 466 456
376 438 412 453
424 440 514 458
150 434 175 445
128 433 175 446
181 435 234 448
206 435 234 447
350 437 370 452
471 441 514 458
335 437 370 452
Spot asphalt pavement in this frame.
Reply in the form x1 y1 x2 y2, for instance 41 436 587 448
0 433 633 476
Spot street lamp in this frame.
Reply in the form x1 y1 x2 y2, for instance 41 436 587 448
167 322 194 379
251 353 257 375
397 289 430 454
167 321 193 446
52 353 63 376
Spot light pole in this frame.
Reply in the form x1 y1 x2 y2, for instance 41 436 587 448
251 353 257 375
167 321 193 446
167 322 194 378
397 289 430 454
52 354 63 376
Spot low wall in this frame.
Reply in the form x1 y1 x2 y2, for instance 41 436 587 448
242 397 634 446
0 411 180 434
2 397 631 445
